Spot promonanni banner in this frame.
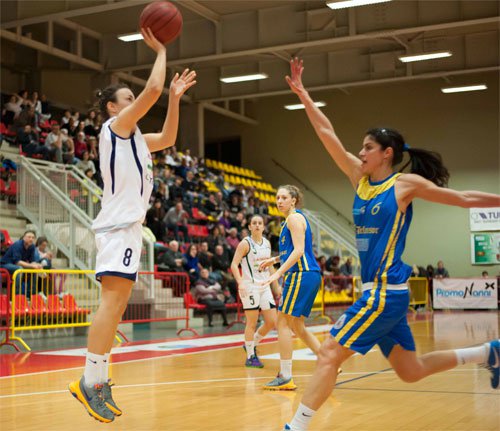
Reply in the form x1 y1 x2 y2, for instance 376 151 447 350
433 278 498 309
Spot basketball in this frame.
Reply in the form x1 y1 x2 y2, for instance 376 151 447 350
139 1 183 46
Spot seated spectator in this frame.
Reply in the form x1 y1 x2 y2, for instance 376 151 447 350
157 240 185 273
61 110 72 125
318 255 327 275
226 227 240 255
228 194 241 215
163 202 189 241
0 230 43 295
184 244 201 283
340 257 353 277
14 105 36 131
87 136 98 160
74 120 86 138
45 123 66 163
218 209 232 230
153 181 169 207
35 236 53 269
482 271 489 278
76 150 96 176
231 211 248 232
426 264 435 279
193 268 229 327
146 199 166 242
435 260 450 279
2 94 23 125
212 244 237 298
326 255 341 276
267 217 281 252
182 170 200 205
168 177 184 204
204 193 221 218
198 241 213 270
16 125 49 159
74 132 88 159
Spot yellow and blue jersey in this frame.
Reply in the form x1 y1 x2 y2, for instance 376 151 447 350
330 172 416 357
353 172 412 285
279 210 320 273
278 210 321 317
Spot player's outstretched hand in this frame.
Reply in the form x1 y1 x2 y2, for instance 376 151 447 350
285 57 305 95
258 257 276 272
141 27 166 54
259 271 281 288
170 69 197 99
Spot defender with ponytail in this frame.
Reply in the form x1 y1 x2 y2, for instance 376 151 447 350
282 57 500 431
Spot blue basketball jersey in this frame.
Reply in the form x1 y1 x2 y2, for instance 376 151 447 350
279 210 320 273
353 173 412 284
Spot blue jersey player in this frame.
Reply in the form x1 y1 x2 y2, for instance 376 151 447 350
282 57 500 431
259 185 324 390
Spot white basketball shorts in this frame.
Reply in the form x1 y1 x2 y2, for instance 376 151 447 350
240 285 276 311
95 222 142 282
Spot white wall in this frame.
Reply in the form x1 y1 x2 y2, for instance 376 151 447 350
239 71 499 277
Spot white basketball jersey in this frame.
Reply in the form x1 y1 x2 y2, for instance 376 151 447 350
92 117 154 233
241 236 272 286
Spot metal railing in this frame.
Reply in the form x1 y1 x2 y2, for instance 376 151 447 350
17 157 154 274
303 209 360 275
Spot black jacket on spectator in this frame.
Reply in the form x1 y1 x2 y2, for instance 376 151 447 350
157 249 185 272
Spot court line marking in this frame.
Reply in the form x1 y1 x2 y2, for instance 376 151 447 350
0 368 491 400
336 386 500 396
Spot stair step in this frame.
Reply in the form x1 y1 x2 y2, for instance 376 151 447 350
0 207 20 218
1 217 27 229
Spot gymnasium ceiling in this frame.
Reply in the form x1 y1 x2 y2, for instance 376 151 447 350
1 1 499 122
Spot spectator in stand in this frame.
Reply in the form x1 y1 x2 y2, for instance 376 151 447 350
193 268 229 327
72 111 81 125
411 264 426 277
153 181 169 208
62 116 78 137
231 211 248 233
182 170 200 205
318 256 327 275
434 260 450 279
228 194 242 215
61 110 72 125
2 94 24 125
212 244 237 298
226 227 240 255
165 147 178 167
61 130 75 164
29 91 48 125
146 199 166 241
73 120 86 138
163 201 189 241
18 90 30 109
17 124 49 159
45 122 65 163
76 150 96 176
157 240 185 273
245 197 257 216
84 110 99 137
326 255 341 276
198 241 213 270
481 271 489 278
87 136 98 161
0 230 43 295
184 244 201 284
218 209 232 230
168 176 184 204
40 94 50 118
204 193 221 219
426 264 435 279
14 105 36 131
254 197 268 215
35 236 53 269
182 148 193 167
340 257 353 277
74 132 88 160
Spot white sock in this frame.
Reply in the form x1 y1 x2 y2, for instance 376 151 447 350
102 352 110 383
254 331 264 346
454 344 489 365
280 359 292 380
83 352 106 387
289 403 316 431
245 341 255 359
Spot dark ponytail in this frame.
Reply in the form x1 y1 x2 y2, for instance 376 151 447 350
366 127 450 187
96 83 129 120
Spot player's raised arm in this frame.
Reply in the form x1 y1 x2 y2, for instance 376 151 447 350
144 68 197 152
111 28 166 137
286 57 362 187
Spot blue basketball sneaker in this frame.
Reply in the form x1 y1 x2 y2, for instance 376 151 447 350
486 339 500 389
283 424 292 430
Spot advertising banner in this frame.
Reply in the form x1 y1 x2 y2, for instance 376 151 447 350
470 232 500 264
469 207 500 231
433 278 498 309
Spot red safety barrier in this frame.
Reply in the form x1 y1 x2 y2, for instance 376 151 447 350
0 269 21 351
120 271 197 338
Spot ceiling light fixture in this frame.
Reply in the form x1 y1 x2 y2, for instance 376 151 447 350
118 33 143 42
326 0 392 10
284 102 326 111
441 84 487 94
399 51 452 63
220 73 269 84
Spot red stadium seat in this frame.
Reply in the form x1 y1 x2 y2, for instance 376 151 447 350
47 295 70 317
62 294 91 315
184 292 206 310
14 295 32 317
0 294 9 321
192 207 208 221
30 294 50 317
